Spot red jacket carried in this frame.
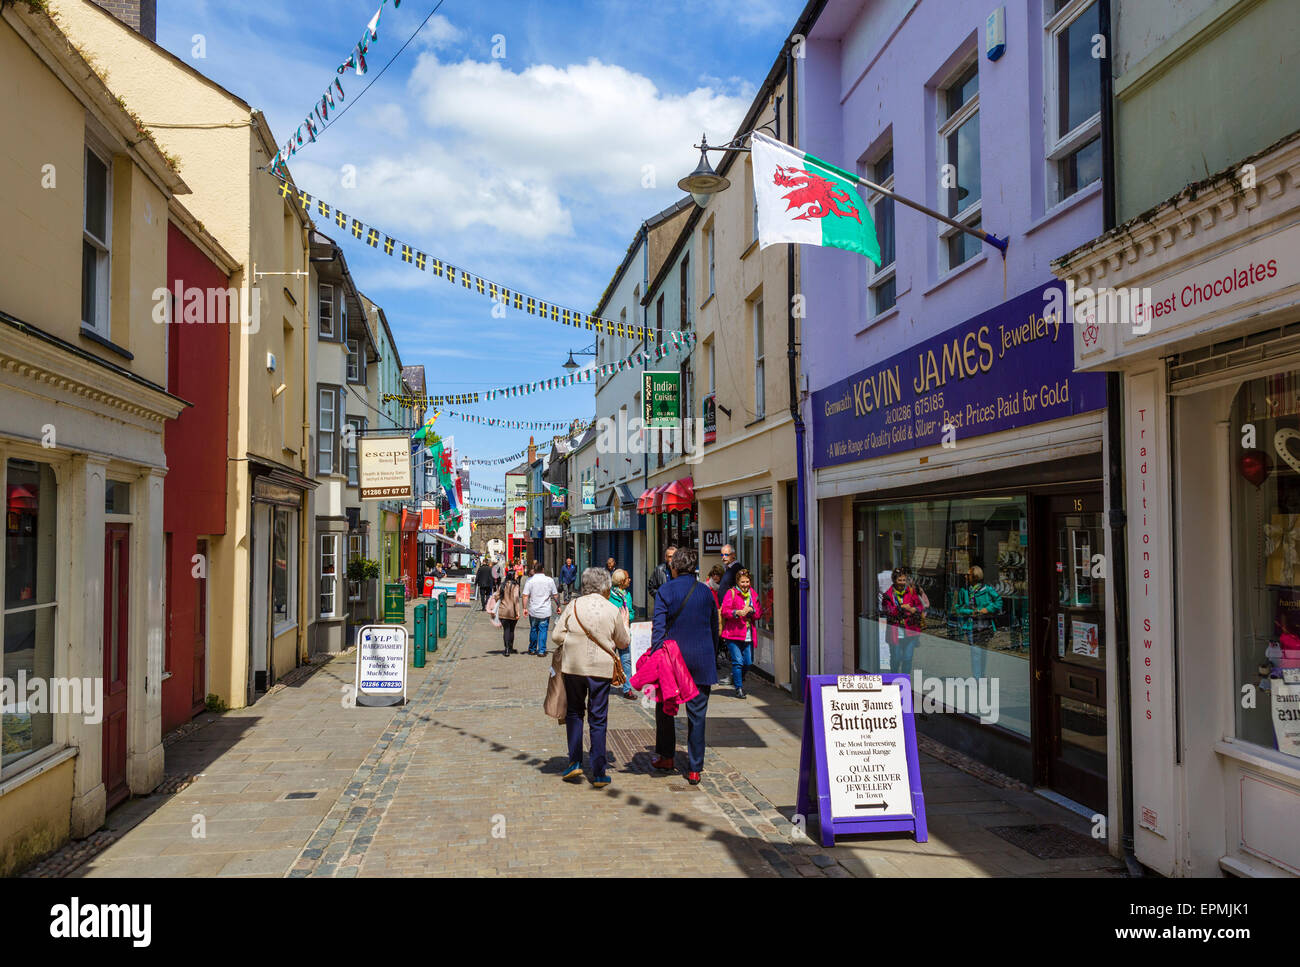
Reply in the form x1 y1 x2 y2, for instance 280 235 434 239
631 639 700 715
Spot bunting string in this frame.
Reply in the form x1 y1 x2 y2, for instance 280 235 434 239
379 335 694 408
445 411 590 431
265 170 683 344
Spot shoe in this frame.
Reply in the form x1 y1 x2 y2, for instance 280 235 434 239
651 756 674 771
622 690 637 700
735 688 746 699
686 772 701 785
590 775 611 788
537 651 547 657
562 762 583 782
527 649 537 655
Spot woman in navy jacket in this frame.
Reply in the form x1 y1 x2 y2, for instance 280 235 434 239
649 547 719 784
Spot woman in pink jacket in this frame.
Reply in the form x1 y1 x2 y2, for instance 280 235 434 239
720 569 762 698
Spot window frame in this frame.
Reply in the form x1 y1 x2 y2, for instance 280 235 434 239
865 145 897 317
706 223 716 298
317 385 340 476
346 339 362 383
1045 0 1103 207
345 416 363 487
81 141 113 336
937 57 982 273
319 532 339 618
753 298 766 419
318 283 335 340
271 507 297 635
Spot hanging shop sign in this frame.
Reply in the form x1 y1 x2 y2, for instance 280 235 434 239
796 673 928 847
703 392 717 444
354 624 407 707
359 436 412 499
810 280 1106 470
643 371 682 430
544 524 562 539
582 480 596 510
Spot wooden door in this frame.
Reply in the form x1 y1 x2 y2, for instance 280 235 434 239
102 524 130 810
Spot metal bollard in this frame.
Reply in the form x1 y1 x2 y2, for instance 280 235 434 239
412 603 427 668
437 592 448 640
427 598 438 657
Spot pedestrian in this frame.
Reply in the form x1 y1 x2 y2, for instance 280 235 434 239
720 568 762 698
717 544 743 599
491 556 504 591
559 556 578 603
648 547 718 785
881 567 924 676
705 564 724 604
605 556 617 575
550 567 630 788
521 562 560 656
475 558 495 611
956 565 1001 680
648 544 676 609
496 567 522 656
609 568 636 699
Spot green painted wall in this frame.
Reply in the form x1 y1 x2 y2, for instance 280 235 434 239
1115 0 1300 222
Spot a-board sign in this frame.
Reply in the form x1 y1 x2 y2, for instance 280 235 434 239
383 583 405 623
796 673 927 846
455 582 472 604
629 621 652 677
354 624 407 707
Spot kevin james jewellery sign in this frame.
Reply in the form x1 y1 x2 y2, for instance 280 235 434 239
359 436 412 499
796 674 928 847
810 281 1106 469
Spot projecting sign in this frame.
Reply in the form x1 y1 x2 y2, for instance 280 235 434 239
582 480 595 510
703 393 717 444
354 624 407 706
544 524 562 538
643 371 681 429
359 437 413 499
796 674 927 846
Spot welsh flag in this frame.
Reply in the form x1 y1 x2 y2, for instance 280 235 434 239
751 131 880 265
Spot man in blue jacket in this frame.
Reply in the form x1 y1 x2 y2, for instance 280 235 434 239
649 547 719 785
558 557 578 603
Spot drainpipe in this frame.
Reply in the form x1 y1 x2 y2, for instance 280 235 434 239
299 221 311 665
1098 0 1140 876
640 225 649 610
784 48 810 697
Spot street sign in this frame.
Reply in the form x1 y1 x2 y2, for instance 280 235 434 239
359 437 413 499
642 371 681 429
796 673 927 847
703 529 724 554
544 524 562 538
354 624 408 706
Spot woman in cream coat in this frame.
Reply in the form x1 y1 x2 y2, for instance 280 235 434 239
550 567 631 787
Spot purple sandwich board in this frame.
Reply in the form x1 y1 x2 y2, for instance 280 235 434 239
796 673 928 847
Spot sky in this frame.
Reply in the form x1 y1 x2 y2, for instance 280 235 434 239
155 0 805 495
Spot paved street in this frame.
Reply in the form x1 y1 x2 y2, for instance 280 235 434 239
61 603 1127 878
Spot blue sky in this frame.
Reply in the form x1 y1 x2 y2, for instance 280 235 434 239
156 0 803 492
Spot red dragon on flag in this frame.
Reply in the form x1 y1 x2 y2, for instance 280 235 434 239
773 164 862 222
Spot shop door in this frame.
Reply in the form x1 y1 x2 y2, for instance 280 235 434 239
1033 493 1107 812
102 524 130 810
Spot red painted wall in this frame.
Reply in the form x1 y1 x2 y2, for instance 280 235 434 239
162 221 231 733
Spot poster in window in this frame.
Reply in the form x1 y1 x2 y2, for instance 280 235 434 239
1271 671 1300 758
1264 514 1300 586
1071 619 1100 659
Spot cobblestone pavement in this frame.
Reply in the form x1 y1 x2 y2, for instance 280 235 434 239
66 604 1127 877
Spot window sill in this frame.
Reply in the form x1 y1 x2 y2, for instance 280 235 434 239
1025 180 1102 237
0 746 77 798
1214 737 1300 779
700 293 716 312
740 238 760 260
856 304 900 336
273 621 298 638
923 251 988 298
744 415 766 429
80 326 134 361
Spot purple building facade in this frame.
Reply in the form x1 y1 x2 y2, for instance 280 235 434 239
796 0 1116 821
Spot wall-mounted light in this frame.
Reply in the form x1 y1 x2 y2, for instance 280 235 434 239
272 383 287 399
266 351 277 373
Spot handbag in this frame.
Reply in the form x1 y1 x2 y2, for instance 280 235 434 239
572 603 628 689
543 651 567 722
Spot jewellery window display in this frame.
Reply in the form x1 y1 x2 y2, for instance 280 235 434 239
1231 371 1300 759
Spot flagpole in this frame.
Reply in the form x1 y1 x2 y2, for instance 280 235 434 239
699 132 1010 255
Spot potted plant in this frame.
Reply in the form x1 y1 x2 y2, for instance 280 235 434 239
347 558 381 622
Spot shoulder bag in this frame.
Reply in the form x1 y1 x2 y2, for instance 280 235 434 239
572 601 628 689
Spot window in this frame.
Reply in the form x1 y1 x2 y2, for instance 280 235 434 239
346 340 361 382
345 417 362 486
753 299 765 419
723 493 773 637
938 59 982 271
272 507 296 631
708 338 716 395
340 292 348 337
680 255 692 330
319 283 335 339
347 533 365 601
82 144 112 335
320 533 339 618
867 147 897 315
706 224 716 297
1046 0 1102 204
318 387 338 475
2 459 58 774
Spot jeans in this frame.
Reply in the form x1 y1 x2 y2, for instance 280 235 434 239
618 647 633 695
528 616 550 655
890 634 918 676
967 629 988 679
563 674 610 776
655 685 711 773
501 619 518 654
725 639 753 689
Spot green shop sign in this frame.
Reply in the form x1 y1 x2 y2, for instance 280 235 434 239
643 371 681 429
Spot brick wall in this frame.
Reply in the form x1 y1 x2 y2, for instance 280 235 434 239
90 0 156 42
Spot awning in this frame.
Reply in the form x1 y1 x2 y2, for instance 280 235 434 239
430 532 472 551
636 486 658 513
660 476 695 513
401 509 419 532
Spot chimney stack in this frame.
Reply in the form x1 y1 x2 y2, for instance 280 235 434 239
527 436 536 465
91 0 157 42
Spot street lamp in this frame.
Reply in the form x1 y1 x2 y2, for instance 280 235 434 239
677 134 735 207
562 343 596 371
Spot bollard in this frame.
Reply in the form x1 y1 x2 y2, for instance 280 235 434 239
437 591 448 640
412 603 427 668
426 598 438 657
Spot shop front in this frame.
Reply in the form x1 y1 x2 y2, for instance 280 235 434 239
813 281 1108 805
591 484 643 609
570 512 592 574
1053 133 1300 877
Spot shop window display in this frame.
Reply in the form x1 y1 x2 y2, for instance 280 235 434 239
856 496 1031 737
1231 372 1300 759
